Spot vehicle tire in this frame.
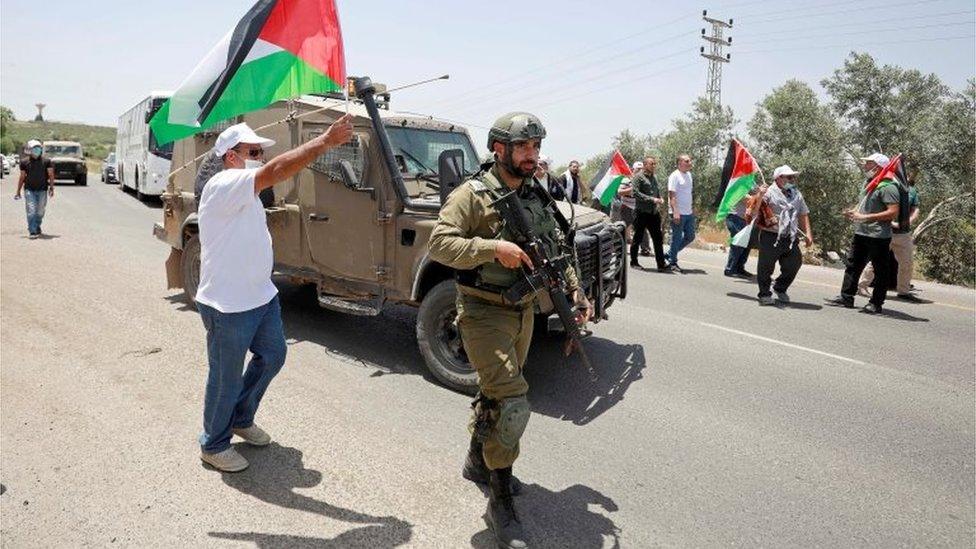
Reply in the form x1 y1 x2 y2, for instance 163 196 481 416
135 171 145 200
416 279 478 394
76 174 87 186
101 172 104 182
180 234 201 309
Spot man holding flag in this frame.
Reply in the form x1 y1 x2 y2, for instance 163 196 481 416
826 153 902 314
714 139 761 278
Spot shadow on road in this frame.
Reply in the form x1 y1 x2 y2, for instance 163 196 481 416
525 339 646 425
212 442 412 547
469 483 621 549
726 291 824 311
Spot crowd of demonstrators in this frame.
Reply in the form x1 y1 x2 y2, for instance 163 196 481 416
745 166 813 306
194 116 353 473
625 157 667 271
825 153 902 314
13 139 55 239
858 177 922 303
666 155 696 272
723 189 755 278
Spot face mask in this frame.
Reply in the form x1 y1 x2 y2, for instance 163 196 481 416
783 183 796 191
31 147 42 156
244 159 264 170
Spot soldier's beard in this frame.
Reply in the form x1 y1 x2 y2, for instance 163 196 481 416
499 146 536 178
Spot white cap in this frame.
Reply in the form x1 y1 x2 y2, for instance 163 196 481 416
538 156 551 166
27 139 41 148
859 152 890 167
213 123 275 156
632 161 644 171
772 165 800 179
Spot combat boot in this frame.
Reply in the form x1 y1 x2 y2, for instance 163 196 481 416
462 436 522 495
486 467 528 549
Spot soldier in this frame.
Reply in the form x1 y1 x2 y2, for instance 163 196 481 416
428 112 593 548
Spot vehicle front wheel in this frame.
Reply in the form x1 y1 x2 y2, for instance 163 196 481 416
180 234 201 309
76 174 87 186
416 280 478 394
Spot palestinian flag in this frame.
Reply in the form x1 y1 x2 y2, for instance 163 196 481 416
714 139 760 222
149 0 345 145
590 150 633 207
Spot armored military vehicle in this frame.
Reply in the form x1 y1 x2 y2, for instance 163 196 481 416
43 141 87 185
155 77 627 393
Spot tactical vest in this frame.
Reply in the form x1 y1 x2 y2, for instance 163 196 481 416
457 168 561 292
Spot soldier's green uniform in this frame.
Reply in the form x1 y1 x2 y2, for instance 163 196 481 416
428 112 580 549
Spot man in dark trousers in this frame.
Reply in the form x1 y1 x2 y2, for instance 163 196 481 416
14 140 54 239
825 153 901 314
627 156 667 271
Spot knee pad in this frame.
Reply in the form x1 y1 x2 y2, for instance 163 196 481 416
495 396 530 449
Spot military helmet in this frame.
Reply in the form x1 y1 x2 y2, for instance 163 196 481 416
487 112 546 151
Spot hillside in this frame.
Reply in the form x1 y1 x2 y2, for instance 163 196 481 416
6 120 116 160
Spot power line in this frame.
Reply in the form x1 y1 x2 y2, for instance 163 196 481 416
734 8 973 39
434 28 698 112
739 0 955 24
736 33 975 54
438 12 697 106
735 19 975 46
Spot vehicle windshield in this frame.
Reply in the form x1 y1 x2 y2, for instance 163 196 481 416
387 127 479 178
149 130 173 160
44 144 82 157
106 153 116 163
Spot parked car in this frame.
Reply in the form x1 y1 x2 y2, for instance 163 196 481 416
101 152 118 183
0 154 10 176
43 141 87 185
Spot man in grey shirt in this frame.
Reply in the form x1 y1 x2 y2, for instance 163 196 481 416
745 166 813 305
825 153 901 314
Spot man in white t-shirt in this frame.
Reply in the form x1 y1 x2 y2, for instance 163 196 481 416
666 154 696 272
196 117 352 472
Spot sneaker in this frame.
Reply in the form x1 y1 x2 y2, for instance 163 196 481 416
656 266 672 273
630 260 641 269
669 264 683 273
861 303 883 315
233 424 271 446
896 293 923 303
201 448 249 472
824 295 854 308
774 291 790 304
28 233 38 240
736 270 754 279
724 270 735 278
758 295 776 306
639 250 651 257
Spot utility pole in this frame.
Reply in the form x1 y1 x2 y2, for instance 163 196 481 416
700 10 733 108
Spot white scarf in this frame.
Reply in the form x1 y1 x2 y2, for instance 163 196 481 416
562 170 576 201
764 184 802 245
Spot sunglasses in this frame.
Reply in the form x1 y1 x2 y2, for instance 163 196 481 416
233 147 264 158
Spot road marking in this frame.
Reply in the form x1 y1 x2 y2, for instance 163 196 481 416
698 321 867 365
678 259 975 312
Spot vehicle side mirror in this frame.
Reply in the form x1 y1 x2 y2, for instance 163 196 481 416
335 159 360 189
438 148 465 203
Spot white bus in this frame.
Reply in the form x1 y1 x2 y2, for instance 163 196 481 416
116 91 173 200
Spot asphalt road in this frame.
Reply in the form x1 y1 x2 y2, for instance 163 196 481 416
1 172 974 548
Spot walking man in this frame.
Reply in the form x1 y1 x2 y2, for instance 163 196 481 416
746 166 813 305
666 154 695 271
196 116 352 472
429 112 592 548
628 156 667 271
825 153 901 314
14 140 54 239
723 189 755 278
859 178 921 302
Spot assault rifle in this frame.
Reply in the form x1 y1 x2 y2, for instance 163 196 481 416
490 189 597 380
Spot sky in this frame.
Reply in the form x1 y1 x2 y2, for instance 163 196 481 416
1 0 974 164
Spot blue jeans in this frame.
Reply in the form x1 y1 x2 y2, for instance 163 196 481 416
24 189 48 235
668 214 696 265
198 295 287 454
724 214 750 274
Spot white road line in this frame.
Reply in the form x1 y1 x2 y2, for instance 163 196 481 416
698 321 867 365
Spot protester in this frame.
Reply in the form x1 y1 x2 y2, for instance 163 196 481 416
195 116 353 472
746 166 813 305
666 154 695 272
723 189 756 278
559 160 592 205
825 153 900 314
14 139 54 239
859 177 921 302
534 156 563 200
628 156 667 271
